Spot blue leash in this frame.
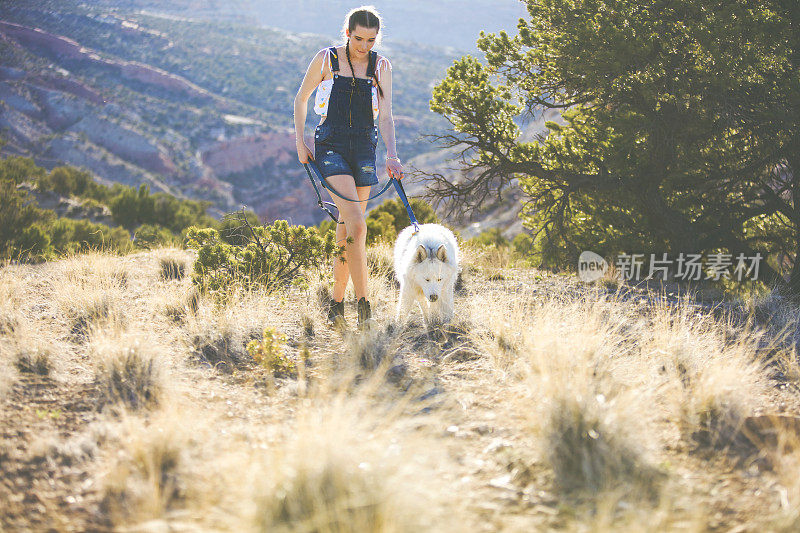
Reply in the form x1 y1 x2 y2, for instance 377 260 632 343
391 174 420 233
303 160 419 232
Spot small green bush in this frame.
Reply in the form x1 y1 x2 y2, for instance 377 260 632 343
247 328 294 376
468 227 509 248
219 210 260 246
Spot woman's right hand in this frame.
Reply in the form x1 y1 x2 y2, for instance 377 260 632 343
296 139 314 164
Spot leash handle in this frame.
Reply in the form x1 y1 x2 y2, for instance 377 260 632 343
392 177 420 233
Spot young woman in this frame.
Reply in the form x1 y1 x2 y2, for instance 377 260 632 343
294 6 403 328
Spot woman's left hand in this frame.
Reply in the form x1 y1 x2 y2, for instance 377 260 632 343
386 157 404 180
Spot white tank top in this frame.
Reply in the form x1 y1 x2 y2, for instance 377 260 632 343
313 48 391 120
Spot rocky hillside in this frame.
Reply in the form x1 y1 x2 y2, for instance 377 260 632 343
0 1 461 225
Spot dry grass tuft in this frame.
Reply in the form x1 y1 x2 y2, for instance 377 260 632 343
543 394 662 495
14 348 53 377
91 333 163 411
101 414 187 526
0 314 17 336
64 293 119 342
188 327 255 373
367 242 395 281
470 292 663 497
163 287 201 324
159 256 186 281
59 251 130 289
644 305 770 454
242 398 436 533
300 314 315 338
256 454 391 532
343 324 406 382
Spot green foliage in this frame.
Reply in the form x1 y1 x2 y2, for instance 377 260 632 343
219 210 260 246
109 183 217 234
429 0 799 289
185 219 339 294
150 193 217 234
364 197 438 244
467 229 538 266
468 228 508 248
0 162 56 262
246 328 294 377
110 184 155 231
133 223 177 249
17 224 53 260
1 155 46 185
39 166 97 197
49 218 134 255
511 232 535 264
0 156 215 263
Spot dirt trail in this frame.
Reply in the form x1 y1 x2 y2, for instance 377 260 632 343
0 375 108 532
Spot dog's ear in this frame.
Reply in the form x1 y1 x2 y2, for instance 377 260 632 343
436 244 447 263
415 245 427 263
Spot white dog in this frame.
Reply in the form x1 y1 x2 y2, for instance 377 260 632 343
393 223 460 325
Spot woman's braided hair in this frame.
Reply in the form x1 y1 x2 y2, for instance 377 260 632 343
342 6 384 98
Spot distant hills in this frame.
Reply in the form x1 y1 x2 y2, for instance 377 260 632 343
88 0 529 54
0 1 464 225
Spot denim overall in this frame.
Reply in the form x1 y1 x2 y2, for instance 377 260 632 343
314 47 380 187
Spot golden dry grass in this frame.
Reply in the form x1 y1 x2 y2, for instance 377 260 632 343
2 245 800 531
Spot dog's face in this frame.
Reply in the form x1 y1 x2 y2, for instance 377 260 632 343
411 245 453 302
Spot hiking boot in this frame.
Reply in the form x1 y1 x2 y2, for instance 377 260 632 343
357 297 373 329
327 298 346 327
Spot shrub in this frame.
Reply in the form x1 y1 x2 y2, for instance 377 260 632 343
0 155 46 185
468 227 508 248
49 218 134 255
218 210 260 246
0 172 56 262
247 328 294 377
110 184 155 231
134 224 176 249
52 167 90 196
185 219 339 294
364 197 438 244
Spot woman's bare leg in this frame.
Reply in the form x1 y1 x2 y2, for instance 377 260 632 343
327 175 371 301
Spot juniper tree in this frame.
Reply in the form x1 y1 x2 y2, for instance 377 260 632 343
425 0 798 291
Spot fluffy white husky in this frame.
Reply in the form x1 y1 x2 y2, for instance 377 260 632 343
393 223 460 325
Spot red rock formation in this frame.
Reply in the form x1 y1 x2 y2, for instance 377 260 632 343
31 75 105 105
118 61 211 101
0 21 85 60
258 183 320 225
201 132 297 176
